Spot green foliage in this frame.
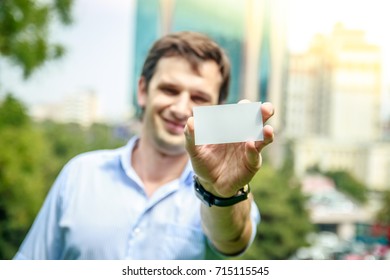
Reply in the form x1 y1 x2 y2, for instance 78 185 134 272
0 96 52 259
324 170 368 203
239 164 314 259
0 0 74 78
0 96 128 259
0 94 30 127
0 126 53 258
376 190 390 225
39 121 127 165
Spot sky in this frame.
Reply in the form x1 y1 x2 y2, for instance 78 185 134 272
287 0 390 52
1 0 390 121
288 0 390 118
1 0 135 122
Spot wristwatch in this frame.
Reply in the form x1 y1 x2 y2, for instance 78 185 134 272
193 176 250 207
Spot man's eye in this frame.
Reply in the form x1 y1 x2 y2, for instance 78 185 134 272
192 96 209 104
161 87 178 95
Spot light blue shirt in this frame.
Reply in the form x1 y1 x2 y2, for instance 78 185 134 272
14 137 260 260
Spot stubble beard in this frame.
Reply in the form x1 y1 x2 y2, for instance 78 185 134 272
154 131 187 156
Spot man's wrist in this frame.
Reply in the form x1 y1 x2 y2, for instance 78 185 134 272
193 176 250 207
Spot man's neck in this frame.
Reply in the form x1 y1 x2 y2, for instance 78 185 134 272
131 137 189 197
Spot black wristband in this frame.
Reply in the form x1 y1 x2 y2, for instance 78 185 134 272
193 176 250 207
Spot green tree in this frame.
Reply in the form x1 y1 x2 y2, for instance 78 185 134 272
239 164 314 259
0 94 29 127
0 0 74 78
376 190 390 225
324 170 368 203
0 95 54 259
39 121 127 166
0 95 128 259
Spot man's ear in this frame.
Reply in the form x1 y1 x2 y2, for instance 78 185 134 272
137 76 147 108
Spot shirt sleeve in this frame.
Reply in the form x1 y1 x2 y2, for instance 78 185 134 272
13 163 71 260
248 199 261 246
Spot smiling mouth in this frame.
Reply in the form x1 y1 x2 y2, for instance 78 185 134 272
163 119 186 134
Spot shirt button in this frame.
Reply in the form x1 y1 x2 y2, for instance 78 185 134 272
133 227 141 235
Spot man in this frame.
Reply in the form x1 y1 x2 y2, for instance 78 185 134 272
14 31 274 259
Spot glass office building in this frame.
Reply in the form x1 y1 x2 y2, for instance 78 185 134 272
131 0 286 121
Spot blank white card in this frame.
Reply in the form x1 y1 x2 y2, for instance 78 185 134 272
193 102 263 145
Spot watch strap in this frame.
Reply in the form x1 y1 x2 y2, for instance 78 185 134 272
193 176 250 207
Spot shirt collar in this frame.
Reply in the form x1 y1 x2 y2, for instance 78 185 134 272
120 136 194 188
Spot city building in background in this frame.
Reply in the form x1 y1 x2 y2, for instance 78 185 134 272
131 1 390 254
131 0 287 131
285 23 381 142
384 85 390 140
283 23 390 191
31 90 99 127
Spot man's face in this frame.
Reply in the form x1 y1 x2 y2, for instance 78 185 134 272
138 56 222 155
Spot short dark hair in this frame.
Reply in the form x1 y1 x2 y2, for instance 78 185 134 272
140 31 231 104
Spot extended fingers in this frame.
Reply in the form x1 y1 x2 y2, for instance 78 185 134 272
235 100 274 152
245 124 273 171
245 141 262 170
238 100 274 123
254 124 274 152
261 102 274 123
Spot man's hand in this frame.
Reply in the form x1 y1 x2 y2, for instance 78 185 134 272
184 101 274 198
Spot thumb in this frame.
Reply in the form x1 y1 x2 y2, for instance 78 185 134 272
245 141 262 171
184 116 196 156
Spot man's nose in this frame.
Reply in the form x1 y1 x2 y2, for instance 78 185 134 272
171 92 192 119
